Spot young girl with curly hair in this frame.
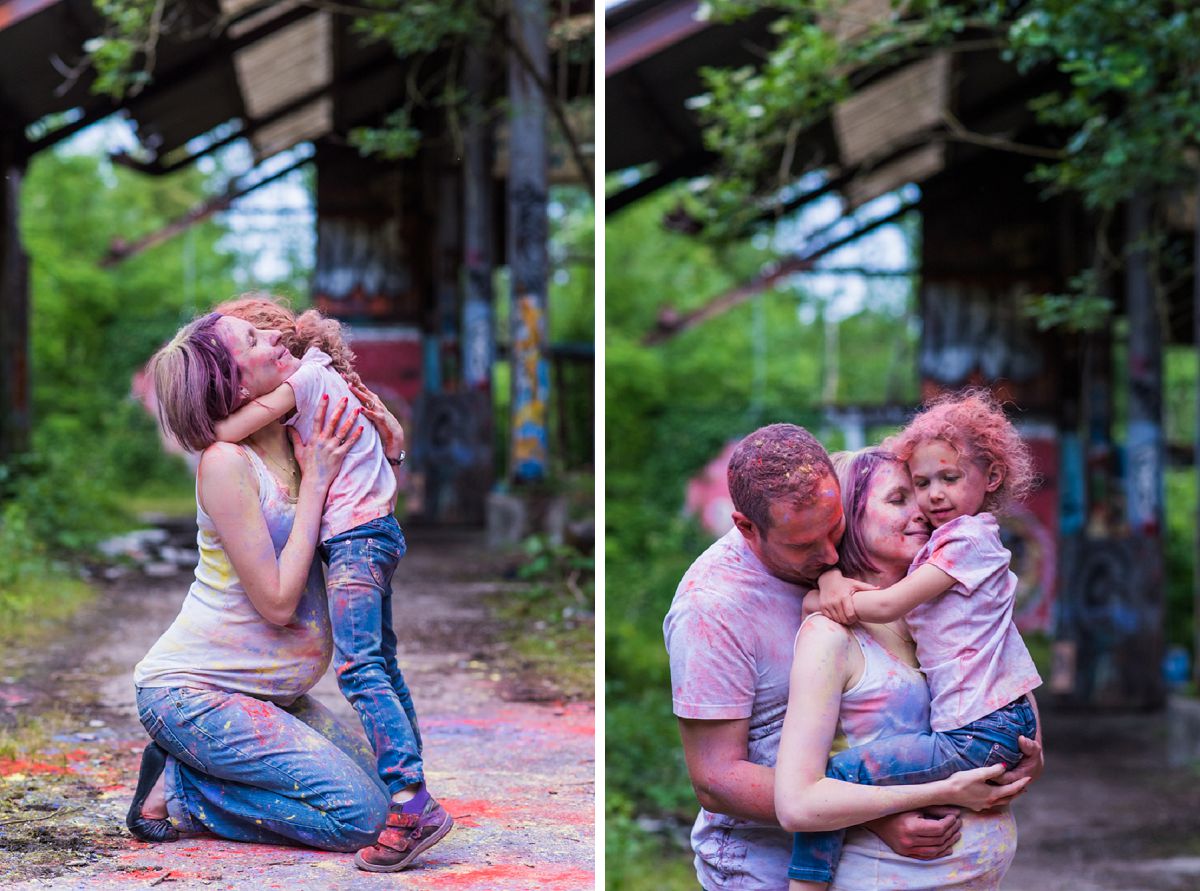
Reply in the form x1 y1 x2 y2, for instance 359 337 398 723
197 294 453 873
786 389 1043 888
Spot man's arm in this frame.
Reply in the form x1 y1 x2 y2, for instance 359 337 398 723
678 718 776 823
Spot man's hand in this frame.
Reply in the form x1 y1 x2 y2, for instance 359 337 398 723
993 735 1043 788
865 807 963 860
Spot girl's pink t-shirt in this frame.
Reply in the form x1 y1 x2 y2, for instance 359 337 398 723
905 512 1042 732
284 348 397 542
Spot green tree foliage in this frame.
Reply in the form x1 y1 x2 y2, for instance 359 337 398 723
2 142 242 573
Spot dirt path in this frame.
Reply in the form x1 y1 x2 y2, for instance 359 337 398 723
0 528 595 890
1002 707 1200 891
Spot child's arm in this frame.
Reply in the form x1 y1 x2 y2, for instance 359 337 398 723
213 381 298 443
818 564 957 625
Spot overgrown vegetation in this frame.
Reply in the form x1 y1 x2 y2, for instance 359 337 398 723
0 144 249 627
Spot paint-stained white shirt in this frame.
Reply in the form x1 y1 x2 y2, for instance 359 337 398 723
134 446 332 705
906 513 1042 732
664 529 806 891
831 622 1017 890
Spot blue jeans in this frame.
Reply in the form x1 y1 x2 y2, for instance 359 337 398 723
318 515 424 797
136 685 389 851
788 697 1038 883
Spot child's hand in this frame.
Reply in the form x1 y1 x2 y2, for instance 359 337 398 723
817 569 877 625
349 380 405 459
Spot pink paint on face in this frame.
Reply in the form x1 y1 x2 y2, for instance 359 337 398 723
214 315 301 400
859 461 930 575
741 473 845 585
907 439 997 528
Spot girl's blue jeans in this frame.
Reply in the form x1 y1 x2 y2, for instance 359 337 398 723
136 685 389 851
788 696 1038 883
318 515 424 797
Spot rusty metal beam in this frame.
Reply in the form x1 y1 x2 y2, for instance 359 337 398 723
643 199 918 346
606 0 708 77
0 0 59 32
100 153 312 267
27 2 317 157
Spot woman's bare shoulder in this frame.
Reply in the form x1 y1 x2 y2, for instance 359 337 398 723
197 443 256 501
795 613 855 654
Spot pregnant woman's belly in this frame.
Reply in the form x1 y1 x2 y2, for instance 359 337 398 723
832 808 1017 891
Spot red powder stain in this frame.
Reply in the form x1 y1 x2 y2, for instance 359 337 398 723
99 783 127 793
64 748 91 761
408 864 594 890
439 798 513 822
116 868 166 879
0 758 72 776
455 816 481 828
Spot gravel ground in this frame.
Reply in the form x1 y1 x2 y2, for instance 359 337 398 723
0 527 595 890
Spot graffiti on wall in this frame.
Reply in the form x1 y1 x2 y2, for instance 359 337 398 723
511 294 549 480
413 392 492 524
1126 419 1163 536
1055 535 1165 708
462 293 492 390
313 217 412 318
919 282 1043 385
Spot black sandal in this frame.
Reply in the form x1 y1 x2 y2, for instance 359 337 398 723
126 742 179 842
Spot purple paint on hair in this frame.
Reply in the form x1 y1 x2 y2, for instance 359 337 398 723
149 312 243 452
830 447 902 581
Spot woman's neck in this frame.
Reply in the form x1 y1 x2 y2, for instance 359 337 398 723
858 564 905 589
242 420 288 454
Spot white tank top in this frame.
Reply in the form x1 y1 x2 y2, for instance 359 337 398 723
134 445 332 705
830 624 1017 891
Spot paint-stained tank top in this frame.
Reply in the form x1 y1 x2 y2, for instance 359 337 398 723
831 623 1017 890
133 445 332 705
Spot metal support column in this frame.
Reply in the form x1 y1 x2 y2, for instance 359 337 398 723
462 45 494 394
1124 192 1166 706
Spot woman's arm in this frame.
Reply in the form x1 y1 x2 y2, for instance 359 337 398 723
774 616 1028 832
212 380 298 444
817 564 956 625
200 397 360 626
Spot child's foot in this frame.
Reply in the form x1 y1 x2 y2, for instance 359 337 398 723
353 794 454 872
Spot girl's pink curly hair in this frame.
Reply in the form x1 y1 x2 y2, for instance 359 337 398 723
214 292 364 390
885 388 1035 514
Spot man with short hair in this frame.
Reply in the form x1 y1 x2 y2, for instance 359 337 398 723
664 424 968 889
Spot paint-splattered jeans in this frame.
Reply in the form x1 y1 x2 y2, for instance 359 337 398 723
135 685 389 851
788 696 1037 883
318 514 424 797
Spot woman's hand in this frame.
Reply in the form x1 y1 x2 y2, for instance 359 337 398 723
349 380 405 460
288 395 362 492
943 763 1030 812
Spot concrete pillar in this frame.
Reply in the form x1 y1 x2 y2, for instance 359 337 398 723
507 0 550 483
